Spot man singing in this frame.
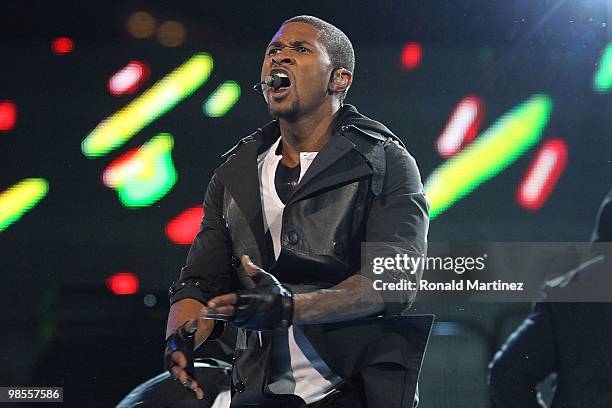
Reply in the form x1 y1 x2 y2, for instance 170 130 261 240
164 15 430 407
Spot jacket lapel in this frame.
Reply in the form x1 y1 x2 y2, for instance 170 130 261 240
214 121 383 260
288 132 376 204
215 136 270 265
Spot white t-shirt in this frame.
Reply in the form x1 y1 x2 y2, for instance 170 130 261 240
257 136 343 404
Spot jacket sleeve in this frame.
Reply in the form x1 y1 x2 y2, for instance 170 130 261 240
364 141 429 315
488 302 556 408
168 172 234 307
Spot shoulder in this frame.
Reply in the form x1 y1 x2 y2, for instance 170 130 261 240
383 137 414 165
220 131 259 160
544 255 606 291
382 138 423 192
219 120 279 161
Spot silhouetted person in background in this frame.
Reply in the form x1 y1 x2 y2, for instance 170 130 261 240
488 188 612 408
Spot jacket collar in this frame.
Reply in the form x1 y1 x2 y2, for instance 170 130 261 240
215 106 387 260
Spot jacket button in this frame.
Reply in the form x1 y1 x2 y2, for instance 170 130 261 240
235 381 245 393
333 241 344 255
287 230 299 245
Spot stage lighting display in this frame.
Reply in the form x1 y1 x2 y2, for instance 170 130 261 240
127 11 156 39
108 61 150 96
516 138 568 211
436 95 484 158
424 94 553 219
203 80 241 117
157 20 187 47
594 43 612 93
106 272 139 295
165 205 203 245
102 133 177 208
0 178 49 233
401 42 422 70
51 37 74 55
0 100 17 131
81 52 213 158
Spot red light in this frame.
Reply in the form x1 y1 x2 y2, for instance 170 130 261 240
51 37 74 55
436 95 485 158
165 206 204 245
516 138 568 211
108 61 150 96
106 272 139 295
0 101 17 131
401 42 422 70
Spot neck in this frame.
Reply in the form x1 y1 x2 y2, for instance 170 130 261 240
278 103 341 167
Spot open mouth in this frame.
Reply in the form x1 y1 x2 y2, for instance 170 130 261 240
269 71 292 98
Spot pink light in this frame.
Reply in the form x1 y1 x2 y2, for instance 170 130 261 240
165 206 204 245
517 138 568 211
108 61 150 96
401 42 422 70
436 96 485 158
0 101 17 131
51 37 74 55
106 272 139 295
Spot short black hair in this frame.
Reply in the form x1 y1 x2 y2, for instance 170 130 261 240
283 15 355 101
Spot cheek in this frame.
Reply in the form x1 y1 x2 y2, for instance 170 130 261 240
301 67 330 92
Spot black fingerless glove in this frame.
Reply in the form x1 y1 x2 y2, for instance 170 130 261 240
164 321 197 377
230 283 293 331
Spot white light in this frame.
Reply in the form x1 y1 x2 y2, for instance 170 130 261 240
108 61 149 96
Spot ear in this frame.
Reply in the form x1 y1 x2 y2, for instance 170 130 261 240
328 68 353 94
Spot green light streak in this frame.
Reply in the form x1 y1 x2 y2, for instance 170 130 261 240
425 94 553 219
203 80 241 117
0 178 49 232
594 43 612 93
107 133 177 208
82 53 214 158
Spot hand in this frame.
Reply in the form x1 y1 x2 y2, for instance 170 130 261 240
200 255 293 330
164 319 205 400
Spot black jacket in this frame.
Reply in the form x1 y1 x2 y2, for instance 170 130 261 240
489 189 612 408
169 105 432 407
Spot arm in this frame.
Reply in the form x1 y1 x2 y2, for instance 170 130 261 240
166 298 215 346
202 257 383 326
166 172 233 339
164 172 233 398
488 302 557 408
292 274 384 324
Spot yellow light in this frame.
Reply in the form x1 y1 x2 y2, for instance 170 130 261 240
82 53 213 158
425 94 553 219
0 178 49 232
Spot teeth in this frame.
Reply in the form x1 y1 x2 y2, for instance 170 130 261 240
274 72 288 78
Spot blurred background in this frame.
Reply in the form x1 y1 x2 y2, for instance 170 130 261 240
0 0 610 406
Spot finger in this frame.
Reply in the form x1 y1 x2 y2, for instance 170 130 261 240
195 386 205 400
171 365 188 385
171 350 187 369
241 255 259 277
202 305 235 317
207 294 238 308
184 376 199 390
